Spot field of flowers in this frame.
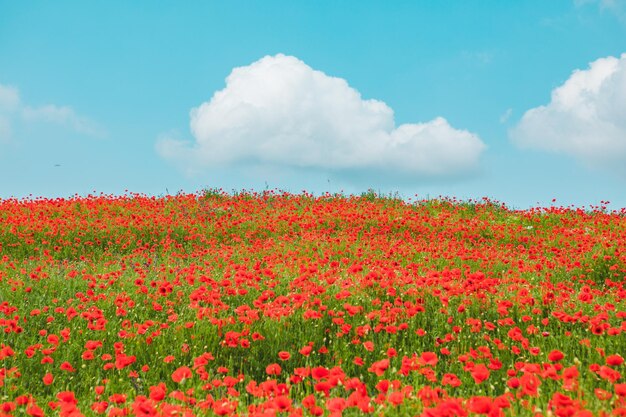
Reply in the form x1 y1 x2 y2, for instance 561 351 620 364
0 191 625 417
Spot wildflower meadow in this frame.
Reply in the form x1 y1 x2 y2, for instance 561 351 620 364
1 191 625 417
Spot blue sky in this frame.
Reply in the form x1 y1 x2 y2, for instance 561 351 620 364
1 1 626 209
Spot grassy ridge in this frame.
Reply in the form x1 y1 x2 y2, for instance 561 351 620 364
1 191 625 416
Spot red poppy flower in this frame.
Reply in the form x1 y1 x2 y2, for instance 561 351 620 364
442 373 462 387
388 391 404 406
149 383 167 401
108 394 126 404
326 397 347 412
60 362 75 372
468 396 492 414
91 401 108 414
274 395 292 411
606 354 624 367
520 373 541 397
171 366 192 383
598 365 621 382
299 345 313 356
368 359 389 377
15 396 31 406
470 364 490 384
43 373 54 385
314 381 332 396
26 405 45 417
376 379 390 393
311 367 329 380
265 363 281 376
547 350 564 362
57 392 77 404
594 388 612 401
420 351 438 366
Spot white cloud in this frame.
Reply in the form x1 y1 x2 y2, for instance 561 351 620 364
0 82 104 143
0 117 11 143
510 53 626 173
574 0 626 21
0 84 20 112
500 108 513 124
0 84 19 142
158 54 486 178
574 0 624 10
22 104 104 137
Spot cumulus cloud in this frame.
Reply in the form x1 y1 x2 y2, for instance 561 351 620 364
500 108 513 124
0 84 20 112
157 54 486 178
0 82 104 143
22 104 104 137
510 53 626 173
0 84 20 142
0 117 11 143
574 0 626 22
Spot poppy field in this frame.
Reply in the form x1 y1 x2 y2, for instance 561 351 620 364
1 191 625 417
